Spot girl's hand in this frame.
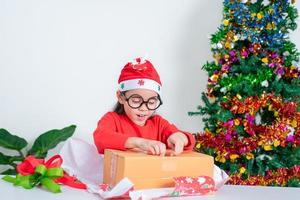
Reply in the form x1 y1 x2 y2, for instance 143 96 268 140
167 132 188 155
125 137 166 156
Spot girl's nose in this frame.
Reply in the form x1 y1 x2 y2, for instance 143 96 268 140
138 102 148 111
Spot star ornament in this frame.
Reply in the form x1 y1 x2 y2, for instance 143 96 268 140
137 79 145 86
198 177 206 184
173 176 216 196
185 177 193 183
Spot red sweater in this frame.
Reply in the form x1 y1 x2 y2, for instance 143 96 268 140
93 112 196 154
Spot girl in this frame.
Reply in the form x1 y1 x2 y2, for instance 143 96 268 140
93 58 195 156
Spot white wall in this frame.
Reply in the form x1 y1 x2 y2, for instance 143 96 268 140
0 0 299 147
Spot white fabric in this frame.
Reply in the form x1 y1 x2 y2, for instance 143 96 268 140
213 163 230 189
59 138 135 198
129 188 173 200
101 177 134 199
119 78 162 95
59 138 104 186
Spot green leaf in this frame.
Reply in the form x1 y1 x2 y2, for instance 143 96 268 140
287 178 300 187
1 168 17 175
268 159 285 169
255 159 265 176
0 129 28 150
0 153 22 165
246 159 254 175
218 109 233 122
28 125 76 158
0 152 12 165
293 147 300 157
229 163 238 174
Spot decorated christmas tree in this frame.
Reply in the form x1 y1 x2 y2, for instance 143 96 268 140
190 0 300 186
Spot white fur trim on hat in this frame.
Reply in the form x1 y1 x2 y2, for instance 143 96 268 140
119 78 162 95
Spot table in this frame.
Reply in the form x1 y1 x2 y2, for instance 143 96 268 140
1 177 299 200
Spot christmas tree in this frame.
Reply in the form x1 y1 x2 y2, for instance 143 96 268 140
190 0 300 186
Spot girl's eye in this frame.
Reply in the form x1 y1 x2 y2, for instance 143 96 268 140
148 99 158 105
131 98 142 103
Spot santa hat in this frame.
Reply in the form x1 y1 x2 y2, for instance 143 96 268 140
118 57 162 95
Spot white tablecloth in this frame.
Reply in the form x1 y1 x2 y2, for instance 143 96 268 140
1 176 299 200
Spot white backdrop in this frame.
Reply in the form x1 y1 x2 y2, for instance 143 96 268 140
0 0 299 147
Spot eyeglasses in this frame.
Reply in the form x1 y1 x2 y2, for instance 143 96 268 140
122 93 163 110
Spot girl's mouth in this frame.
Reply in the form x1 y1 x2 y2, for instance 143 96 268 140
137 114 147 121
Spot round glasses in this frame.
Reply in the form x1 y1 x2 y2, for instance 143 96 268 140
122 93 163 110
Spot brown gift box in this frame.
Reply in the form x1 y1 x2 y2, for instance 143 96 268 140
103 149 214 189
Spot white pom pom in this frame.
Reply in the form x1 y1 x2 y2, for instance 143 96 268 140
261 80 269 87
262 0 270 6
276 74 282 80
140 57 146 64
220 87 227 93
222 73 228 78
217 43 223 49
283 51 290 56
255 113 261 125
286 125 295 136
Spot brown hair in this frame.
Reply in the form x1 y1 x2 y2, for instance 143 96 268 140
113 102 125 114
113 91 126 114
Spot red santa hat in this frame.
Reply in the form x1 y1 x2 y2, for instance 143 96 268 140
118 57 162 95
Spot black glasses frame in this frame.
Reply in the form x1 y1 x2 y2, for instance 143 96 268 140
121 93 163 110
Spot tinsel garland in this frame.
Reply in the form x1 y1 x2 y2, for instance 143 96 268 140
195 93 300 185
196 93 299 157
228 165 300 186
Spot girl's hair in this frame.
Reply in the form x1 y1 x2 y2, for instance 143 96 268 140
113 91 126 114
113 102 125 114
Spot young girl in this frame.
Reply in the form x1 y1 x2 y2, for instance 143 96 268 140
93 58 195 156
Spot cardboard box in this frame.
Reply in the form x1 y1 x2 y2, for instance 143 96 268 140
103 149 214 189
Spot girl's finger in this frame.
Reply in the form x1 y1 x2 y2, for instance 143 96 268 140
178 134 188 145
147 146 156 155
152 144 161 155
159 143 166 156
174 141 184 155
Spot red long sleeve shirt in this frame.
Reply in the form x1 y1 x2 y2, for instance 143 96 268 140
93 112 196 154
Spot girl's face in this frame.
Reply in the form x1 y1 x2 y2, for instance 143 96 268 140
117 89 160 126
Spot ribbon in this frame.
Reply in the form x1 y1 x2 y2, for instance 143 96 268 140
3 155 64 193
2 154 91 193
55 172 87 189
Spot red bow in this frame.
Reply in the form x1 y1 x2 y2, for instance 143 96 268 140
17 155 87 189
17 155 62 175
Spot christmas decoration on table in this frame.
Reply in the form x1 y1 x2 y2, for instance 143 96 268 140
0 125 76 175
2 155 64 193
0 125 77 193
189 0 300 187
